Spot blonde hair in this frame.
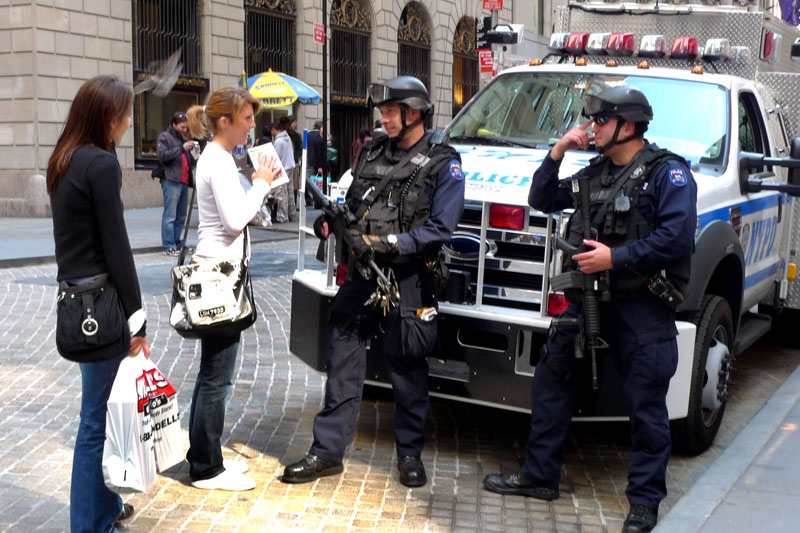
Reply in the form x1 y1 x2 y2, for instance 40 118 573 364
186 104 209 139
204 87 260 135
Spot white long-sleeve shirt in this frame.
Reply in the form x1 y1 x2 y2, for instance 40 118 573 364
194 141 271 260
273 130 295 171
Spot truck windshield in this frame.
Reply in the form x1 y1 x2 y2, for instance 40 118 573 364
448 72 729 169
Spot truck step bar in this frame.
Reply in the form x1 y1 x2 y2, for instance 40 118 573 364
733 312 772 356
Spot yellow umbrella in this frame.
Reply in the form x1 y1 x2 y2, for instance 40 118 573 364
245 69 322 108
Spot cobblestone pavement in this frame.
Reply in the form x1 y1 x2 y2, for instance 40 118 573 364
1 238 798 532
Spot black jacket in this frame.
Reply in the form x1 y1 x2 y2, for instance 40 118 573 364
307 129 327 174
157 126 195 183
50 145 145 335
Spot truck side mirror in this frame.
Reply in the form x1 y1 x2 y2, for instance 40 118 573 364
790 137 800 185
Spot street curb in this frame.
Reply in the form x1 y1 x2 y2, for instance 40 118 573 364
0 230 301 269
656 361 800 532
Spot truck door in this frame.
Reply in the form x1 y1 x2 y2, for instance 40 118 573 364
738 91 784 310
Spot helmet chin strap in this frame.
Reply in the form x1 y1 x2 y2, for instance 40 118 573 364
390 104 425 141
595 119 638 154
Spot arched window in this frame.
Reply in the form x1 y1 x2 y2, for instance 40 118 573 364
397 2 432 92
453 17 478 118
330 0 372 175
132 0 205 166
245 0 297 77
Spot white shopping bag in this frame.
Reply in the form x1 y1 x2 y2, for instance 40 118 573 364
102 353 157 493
141 357 183 472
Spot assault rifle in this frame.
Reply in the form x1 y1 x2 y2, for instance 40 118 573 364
305 178 400 308
550 177 610 389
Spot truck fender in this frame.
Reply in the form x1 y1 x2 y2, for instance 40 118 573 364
680 220 745 330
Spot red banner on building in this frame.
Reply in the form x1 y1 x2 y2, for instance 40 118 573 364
483 0 503 10
313 23 325 44
478 49 493 73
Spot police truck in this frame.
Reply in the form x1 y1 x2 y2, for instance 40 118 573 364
290 0 800 454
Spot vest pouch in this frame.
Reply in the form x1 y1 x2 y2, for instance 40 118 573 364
56 275 130 363
383 306 438 359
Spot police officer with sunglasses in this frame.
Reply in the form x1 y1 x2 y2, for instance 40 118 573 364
483 85 697 533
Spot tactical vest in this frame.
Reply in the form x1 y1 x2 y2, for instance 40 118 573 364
346 131 460 237
563 143 691 295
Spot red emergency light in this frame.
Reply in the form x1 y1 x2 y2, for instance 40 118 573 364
606 33 635 56
566 32 590 55
671 36 699 59
547 293 570 317
336 264 348 286
489 204 525 230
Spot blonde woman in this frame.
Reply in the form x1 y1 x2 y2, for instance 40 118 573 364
187 87 278 491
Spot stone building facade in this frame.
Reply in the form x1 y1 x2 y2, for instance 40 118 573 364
0 0 555 217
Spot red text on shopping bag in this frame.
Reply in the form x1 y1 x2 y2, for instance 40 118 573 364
136 367 177 414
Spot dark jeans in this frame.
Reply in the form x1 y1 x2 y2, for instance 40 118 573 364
186 333 240 481
71 354 125 533
161 179 188 250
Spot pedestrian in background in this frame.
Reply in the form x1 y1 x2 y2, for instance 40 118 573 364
157 111 195 256
305 120 327 207
187 104 210 153
271 119 296 222
255 126 271 146
286 115 303 209
47 74 151 532
188 86 279 491
351 127 372 165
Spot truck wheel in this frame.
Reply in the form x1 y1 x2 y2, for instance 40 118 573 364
671 295 734 455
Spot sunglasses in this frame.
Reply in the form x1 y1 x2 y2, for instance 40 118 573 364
593 114 614 126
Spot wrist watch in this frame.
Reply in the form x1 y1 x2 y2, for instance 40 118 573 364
387 234 399 252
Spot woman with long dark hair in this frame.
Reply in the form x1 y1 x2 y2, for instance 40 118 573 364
186 86 278 491
48 75 150 532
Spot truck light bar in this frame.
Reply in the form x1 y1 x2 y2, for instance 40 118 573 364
606 33 635 56
566 32 590 55
586 33 610 55
548 32 569 53
639 35 667 58
703 38 731 62
489 204 525 230
671 36 699 60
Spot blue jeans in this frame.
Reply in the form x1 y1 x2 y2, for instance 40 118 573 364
161 179 188 250
186 333 240 481
71 354 125 533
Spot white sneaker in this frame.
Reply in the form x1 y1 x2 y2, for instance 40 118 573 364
223 459 249 475
192 469 256 491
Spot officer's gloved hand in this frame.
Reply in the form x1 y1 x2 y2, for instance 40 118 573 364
347 231 398 266
312 214 329 240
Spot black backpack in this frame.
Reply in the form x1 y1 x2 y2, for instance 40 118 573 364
151 163 165 180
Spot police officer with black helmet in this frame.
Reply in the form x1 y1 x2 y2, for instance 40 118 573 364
282 75 465 488
483 85 697 533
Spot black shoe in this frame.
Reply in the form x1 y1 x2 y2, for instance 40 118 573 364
397 456 427 488
623 504 658 532
114 503 134 525
483 472 559 500
282 454 343 484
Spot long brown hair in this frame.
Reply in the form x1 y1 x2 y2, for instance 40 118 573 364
46 75 133 193
204 86 260 135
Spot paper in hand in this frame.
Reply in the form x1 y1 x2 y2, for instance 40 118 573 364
247 143 290 188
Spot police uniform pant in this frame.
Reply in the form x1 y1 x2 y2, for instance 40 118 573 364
309 270 432 462
522 297 678 509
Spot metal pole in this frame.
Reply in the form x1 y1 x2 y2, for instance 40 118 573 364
322 0 328 190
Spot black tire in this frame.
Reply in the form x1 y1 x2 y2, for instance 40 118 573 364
671 295 734 455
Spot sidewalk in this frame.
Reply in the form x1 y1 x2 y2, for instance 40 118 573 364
658 354 800 532
0 206 316 266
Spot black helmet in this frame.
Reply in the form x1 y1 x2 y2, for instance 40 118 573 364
367 76 433 116
582 85 653 123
